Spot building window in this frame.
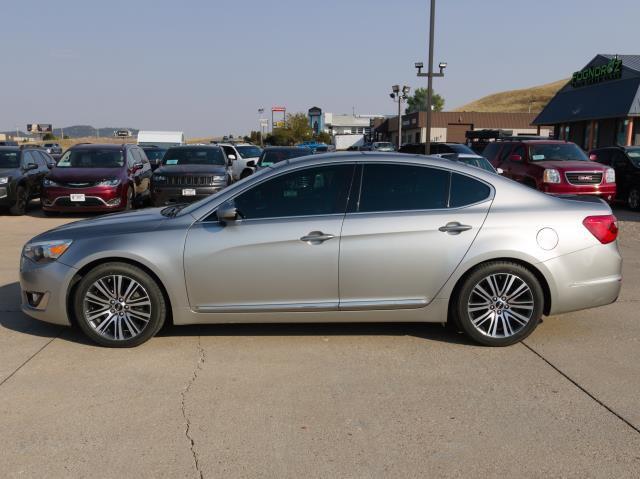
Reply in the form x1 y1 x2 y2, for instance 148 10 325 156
633 120 640 146
616 119 629 146
592 122 599 149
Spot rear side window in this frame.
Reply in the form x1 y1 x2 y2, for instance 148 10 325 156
358 164 449 212
449 173 491 208
482 143 500 161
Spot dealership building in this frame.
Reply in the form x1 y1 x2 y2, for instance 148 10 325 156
374 111 548 145
533 54 640 149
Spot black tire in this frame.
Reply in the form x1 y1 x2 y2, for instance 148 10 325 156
240 169 253 179
452 261 544 347
627 187 640 211
10 185 28 216
73 262 166 347
125 186 134 210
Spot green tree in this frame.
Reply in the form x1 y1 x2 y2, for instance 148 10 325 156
405 88 445 114
315 131 332 145
42 133 59 141
287 112 313 143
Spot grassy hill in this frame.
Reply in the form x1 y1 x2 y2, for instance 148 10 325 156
454 79 568 113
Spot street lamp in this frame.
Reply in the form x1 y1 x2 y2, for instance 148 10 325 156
390 85 410 150
257 108 265 146
415 0 447 155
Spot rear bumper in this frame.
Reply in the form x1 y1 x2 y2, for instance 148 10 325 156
152 185 224 206
544 242 622 316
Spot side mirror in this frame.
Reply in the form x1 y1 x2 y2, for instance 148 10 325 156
246 160 256 168
227 154 236 161
508 154 523 162
496 167 504 175
133 162 144 172
24 163 38 171
47 162 55 169
217 204 239 223
589 153 598 161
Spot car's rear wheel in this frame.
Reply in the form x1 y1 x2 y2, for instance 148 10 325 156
10 185 28 216
627 187 640 211
453 261 544 346
73 262 166 347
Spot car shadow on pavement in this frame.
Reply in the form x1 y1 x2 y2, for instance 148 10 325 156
1 281 473 346
613 206 640 222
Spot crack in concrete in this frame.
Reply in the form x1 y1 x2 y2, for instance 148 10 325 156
522 341 640 435
181 334 206 479
0 330 61 388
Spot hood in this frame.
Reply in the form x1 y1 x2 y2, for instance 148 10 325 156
33 208 168 242
531 160 608 171
0 167 20 178
49 167 125 182
154 164 227 175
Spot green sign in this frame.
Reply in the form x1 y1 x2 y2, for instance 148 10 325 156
571 58 622 88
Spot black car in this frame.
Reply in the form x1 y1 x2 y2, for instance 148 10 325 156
0 140 19 147
0 146 53 215
256 146 313 169
151 145 232 206
590 146 640 210
399 142 475 155
140 145 168 170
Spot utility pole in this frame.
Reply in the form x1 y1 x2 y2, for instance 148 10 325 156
258 108 265 146
390 85 410 150
415 0 446 155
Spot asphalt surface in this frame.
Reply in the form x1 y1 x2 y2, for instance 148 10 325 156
1 205 640 478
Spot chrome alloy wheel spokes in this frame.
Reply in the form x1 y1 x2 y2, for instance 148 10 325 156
83 274 152 341
467 273 534 338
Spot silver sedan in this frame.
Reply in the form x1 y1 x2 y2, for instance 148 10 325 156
20 153 622 347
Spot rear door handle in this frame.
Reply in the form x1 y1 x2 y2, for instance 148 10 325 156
300 231 335 244
439 222 472 235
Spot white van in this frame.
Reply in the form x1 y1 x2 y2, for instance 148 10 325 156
137 131 185 148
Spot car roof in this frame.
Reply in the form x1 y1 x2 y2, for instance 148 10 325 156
0 146 20 152
264 146 310 150
69 143 129 150
166 144 222 149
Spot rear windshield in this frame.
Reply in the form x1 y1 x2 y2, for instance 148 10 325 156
458 157 496 173
143 149 167 161
0 151 19 168
236 145 262 159
529 143 588 162
163 148 225 166
57 149 124 168
445 144 475 154
259 148 311 166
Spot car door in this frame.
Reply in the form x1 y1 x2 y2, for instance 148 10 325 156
339 163 492 310
495 143 515 177
183 163 355 313
134 148 152 195
220 146 240 179
21 151 40 197
505 144 528 184
611 150 631 198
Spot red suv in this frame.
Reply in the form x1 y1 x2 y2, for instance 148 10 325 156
42 143 152 214
483 140 616 202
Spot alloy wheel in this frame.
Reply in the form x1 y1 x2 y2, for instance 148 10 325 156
82 274 152 341
467 273 534 338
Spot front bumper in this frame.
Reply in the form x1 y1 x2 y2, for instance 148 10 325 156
541 182 616 203
41 185 125 212
0 184 15 206
20 257 77 326
151 185 224 206
544 242 622 316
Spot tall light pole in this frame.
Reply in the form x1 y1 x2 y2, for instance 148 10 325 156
415 0 446 155
258 108 265 146
390 85 410 150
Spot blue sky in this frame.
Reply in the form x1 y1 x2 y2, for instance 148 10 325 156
1 0 639 137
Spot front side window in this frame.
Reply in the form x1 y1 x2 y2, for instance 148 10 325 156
233 164 354 219
0 151 20 169
358 164 449 212
626 148 640 167
57 149 124 168
235 145 262 159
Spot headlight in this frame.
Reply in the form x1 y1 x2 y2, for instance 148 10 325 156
96 178 121 187
43 178 59 187
0 177 9 184
153 175 167 182
605 168 615 184
543 168 561 183
213 175 225 182
23 240 73 264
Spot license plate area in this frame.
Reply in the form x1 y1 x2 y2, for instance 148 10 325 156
70 194 86 202
182 189 196 196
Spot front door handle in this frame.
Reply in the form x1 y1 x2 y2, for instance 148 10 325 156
300 231 335 244
439 222 472 235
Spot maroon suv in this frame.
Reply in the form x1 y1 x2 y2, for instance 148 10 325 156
483 140 616 202
42 143 152 214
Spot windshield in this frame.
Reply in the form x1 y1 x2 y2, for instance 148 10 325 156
57 149 124 168
235 145 262 159
259 148 311 166
144 149 167 161
529 143 588 162
627 148 640 167
163 148 225 166
0 151 19 168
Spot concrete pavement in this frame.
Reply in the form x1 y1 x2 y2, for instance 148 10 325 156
1 207 639 478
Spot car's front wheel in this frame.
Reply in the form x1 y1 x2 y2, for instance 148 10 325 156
453 261 544 346
73 262 166 347
10 185 29 215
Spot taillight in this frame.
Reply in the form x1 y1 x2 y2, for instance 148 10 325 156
582 215 618 244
